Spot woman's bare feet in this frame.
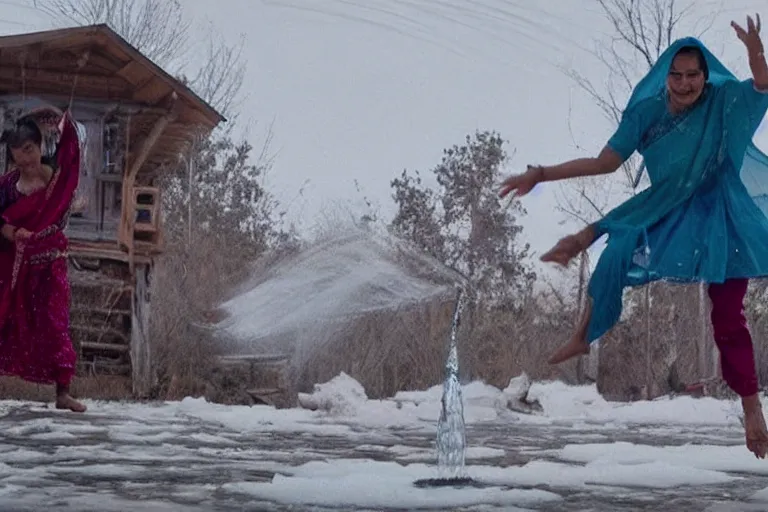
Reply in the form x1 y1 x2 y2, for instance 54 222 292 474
55 393 87 413
541 235 585 267
548 337 590 365
548 298 592 365
742 394 768 458
541 225 596 267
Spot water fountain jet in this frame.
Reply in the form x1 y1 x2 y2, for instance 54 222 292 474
413 286 478 489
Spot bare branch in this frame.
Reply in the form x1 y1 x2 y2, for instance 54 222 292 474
186 24 247 121
579 189 606 217
555 205 593 226
36 0 248 123
38 0 191 68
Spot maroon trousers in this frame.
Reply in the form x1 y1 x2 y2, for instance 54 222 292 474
708 279 759 397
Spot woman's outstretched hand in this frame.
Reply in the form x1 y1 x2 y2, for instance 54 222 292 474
732 14 763 53
499 165 544 199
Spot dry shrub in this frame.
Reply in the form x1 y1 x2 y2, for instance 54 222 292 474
597 283 713 400
292 291 581 399
149 230 259 400
297 296 455 399
466 302 581 388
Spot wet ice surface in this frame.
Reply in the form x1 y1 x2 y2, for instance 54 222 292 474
1 378 768 511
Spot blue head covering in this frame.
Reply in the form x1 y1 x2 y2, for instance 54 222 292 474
627 37 735 105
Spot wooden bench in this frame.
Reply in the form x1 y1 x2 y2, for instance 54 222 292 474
215 353 291 407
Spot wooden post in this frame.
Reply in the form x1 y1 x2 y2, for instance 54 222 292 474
644 284 652 399
698 282 709 379
575 251 586 383
119 92 178 271
131 263 153 397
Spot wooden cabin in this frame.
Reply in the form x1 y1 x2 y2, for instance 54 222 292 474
0 25 224 396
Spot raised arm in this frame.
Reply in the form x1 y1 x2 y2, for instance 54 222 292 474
732 14 768 90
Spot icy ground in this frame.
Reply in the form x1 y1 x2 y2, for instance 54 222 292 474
1 375 768 511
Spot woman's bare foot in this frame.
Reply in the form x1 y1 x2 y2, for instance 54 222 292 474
541 225 596 267
55 393 87 413
743 395 768 458
548 298 592 365
548 337 590 365
541 235 584 267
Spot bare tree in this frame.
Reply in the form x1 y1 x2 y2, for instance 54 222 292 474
182 24 247 124
36 0 190 68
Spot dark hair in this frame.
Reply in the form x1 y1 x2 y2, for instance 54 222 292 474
672 45 709 80
1 116 44 166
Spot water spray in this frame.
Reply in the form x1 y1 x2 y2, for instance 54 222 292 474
414 286 474 488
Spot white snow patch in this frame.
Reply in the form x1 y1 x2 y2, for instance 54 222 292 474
47 463 148 478
526 380 744 427
470 459 735 489
557 441 768 475
751 486 768 502
224 459 560 510
465 446 506 459
174 397 353 436
28 430 77 441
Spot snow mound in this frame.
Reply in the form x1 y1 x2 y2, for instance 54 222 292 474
497 373 542 414
297 372 368 416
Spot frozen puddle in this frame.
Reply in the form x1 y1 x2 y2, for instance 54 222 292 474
0 378 767 510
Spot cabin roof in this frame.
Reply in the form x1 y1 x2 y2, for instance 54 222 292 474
0 24 225 125
0 24 226 176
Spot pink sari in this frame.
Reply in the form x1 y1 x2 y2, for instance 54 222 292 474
0 112 80 386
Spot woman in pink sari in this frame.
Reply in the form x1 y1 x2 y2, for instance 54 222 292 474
0 107 86 413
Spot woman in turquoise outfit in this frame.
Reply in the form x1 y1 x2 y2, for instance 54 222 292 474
500 15 768 458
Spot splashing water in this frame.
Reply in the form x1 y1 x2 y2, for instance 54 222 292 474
212 226 465 364
436 287 467 479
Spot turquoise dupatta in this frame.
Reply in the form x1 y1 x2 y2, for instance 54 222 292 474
586 37 768 342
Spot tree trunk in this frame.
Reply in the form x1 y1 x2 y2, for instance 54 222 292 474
698 282 710 380
575 251 587 383
644 284 652 398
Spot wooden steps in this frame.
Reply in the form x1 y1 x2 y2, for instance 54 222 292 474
68 259 133 378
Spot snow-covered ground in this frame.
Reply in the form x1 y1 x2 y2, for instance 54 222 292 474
1 373 767 511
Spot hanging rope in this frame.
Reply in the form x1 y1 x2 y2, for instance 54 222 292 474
68 50 90 112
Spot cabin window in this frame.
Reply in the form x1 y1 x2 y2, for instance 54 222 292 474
67 114 125 241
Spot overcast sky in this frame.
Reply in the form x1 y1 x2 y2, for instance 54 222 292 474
5 0 768 283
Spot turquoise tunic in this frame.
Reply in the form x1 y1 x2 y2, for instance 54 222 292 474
586 37 768 342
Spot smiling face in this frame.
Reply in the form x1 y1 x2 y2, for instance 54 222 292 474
666 48 707 112
3 119 43 173
9 139 42 171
